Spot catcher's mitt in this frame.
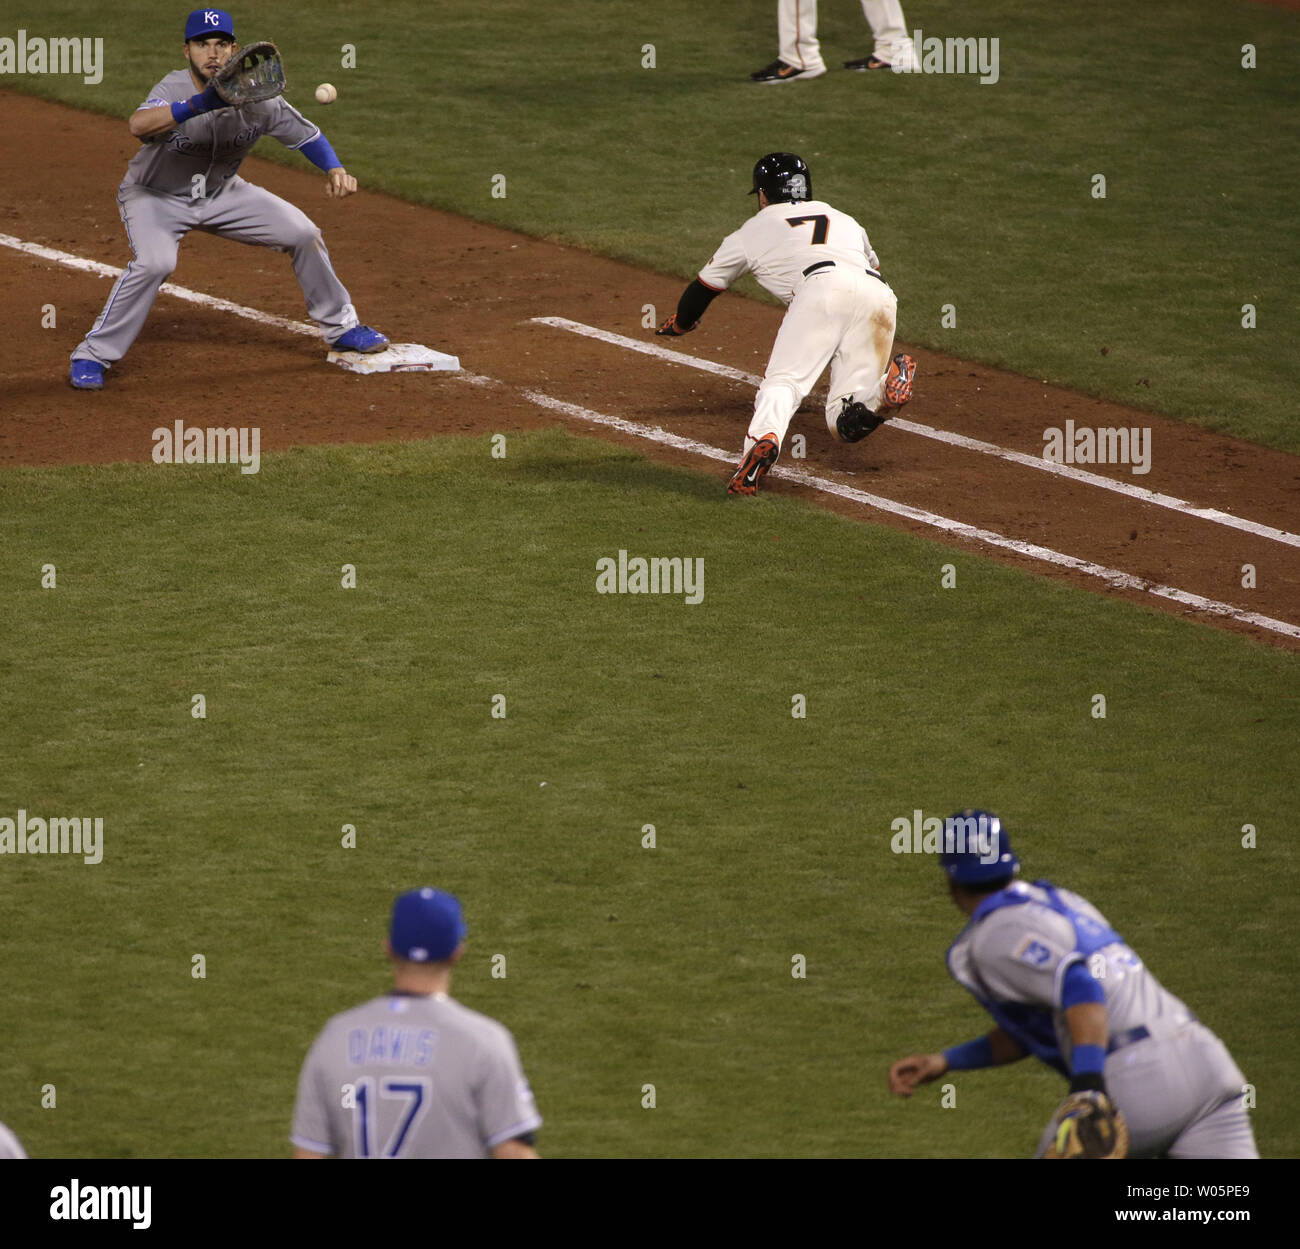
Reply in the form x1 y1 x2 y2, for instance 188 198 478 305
211 41 287 106
1042 1090 1129 1159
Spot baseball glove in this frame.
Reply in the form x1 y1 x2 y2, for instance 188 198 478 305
211 41 287 106
655 313 696 337
1042 1090 1129 1159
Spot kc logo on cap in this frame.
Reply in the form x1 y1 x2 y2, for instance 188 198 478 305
185 8 235 42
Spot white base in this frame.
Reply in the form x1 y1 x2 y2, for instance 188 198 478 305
326 343 461 374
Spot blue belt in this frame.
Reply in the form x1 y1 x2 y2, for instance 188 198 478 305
1107 1015 1196 1054
1106 1026 1150 1053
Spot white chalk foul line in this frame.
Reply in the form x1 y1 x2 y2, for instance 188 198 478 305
0 231 320 338
530 315 1300 551
8 231 1293 637
522 387 1300 641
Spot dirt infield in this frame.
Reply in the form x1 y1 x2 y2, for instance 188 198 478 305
3 90 1298 648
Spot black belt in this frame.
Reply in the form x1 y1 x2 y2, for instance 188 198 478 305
801 259 886 283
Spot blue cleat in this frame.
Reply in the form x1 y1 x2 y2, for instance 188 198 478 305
69 358 105 389
332 325 390 354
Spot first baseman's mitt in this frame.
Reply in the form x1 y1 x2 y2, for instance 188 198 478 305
211 42 287 106
1042 1090 1129 1159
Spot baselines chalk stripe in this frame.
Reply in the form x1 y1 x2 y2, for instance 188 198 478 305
0 231 319 337
9 232 1293 636
530 315 1300 551
520 387 1300 641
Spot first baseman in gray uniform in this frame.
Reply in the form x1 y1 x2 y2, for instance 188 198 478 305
69 8 387 390
291 888 542 1159
888 811 1258 1158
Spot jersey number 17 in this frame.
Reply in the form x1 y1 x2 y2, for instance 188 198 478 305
352 1075 431 1158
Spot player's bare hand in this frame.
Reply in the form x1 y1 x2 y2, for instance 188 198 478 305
888 1053 948 1097
326 168 358 198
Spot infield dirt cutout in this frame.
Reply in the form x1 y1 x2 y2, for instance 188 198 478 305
2 90 1297 648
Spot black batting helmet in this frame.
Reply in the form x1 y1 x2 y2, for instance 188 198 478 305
749 152 812 203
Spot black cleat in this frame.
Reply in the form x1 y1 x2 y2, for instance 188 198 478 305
836 400 887 443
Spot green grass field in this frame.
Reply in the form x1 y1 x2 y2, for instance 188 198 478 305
8 0 1299 447
1 0 1296 1160
2 434 1296 1157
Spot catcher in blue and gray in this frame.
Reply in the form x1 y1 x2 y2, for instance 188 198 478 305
69 8 387 390
887 810 1259 1158
291 888 543 1159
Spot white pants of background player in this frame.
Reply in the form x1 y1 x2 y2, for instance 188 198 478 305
779 0 917 74
745 266 898 455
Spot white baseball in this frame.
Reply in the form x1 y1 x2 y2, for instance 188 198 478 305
315 83 337 104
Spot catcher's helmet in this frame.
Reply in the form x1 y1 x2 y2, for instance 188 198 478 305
939 810 1021 885
750 152 812 203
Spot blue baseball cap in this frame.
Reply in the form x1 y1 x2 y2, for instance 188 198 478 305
939 810 1021 884
389 888 467 962
185 9 236 42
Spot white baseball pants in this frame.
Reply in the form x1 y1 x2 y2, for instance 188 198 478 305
778 0 916 73
745 266 899 454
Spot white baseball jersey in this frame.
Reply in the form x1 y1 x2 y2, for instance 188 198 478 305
698 200 881 304
948 880 1257 1158
291 992 541 1159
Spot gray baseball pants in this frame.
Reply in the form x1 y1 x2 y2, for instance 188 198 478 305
72 177 359 367
1035 1022 1258 1158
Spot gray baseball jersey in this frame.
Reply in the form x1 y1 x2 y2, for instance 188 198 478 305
948 880 1258 1158
72 67 360 368
126 69 321 200
291 992 542 1159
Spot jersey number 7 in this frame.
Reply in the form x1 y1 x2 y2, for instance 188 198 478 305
353 1076 431 1158
787 215 829 245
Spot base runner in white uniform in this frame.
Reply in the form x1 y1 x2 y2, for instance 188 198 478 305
888 811 1260 1159
656 152 915 496
291 888 542 1159
751 0 917 83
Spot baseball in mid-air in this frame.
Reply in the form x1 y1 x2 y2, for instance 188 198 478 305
315 83 337 104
